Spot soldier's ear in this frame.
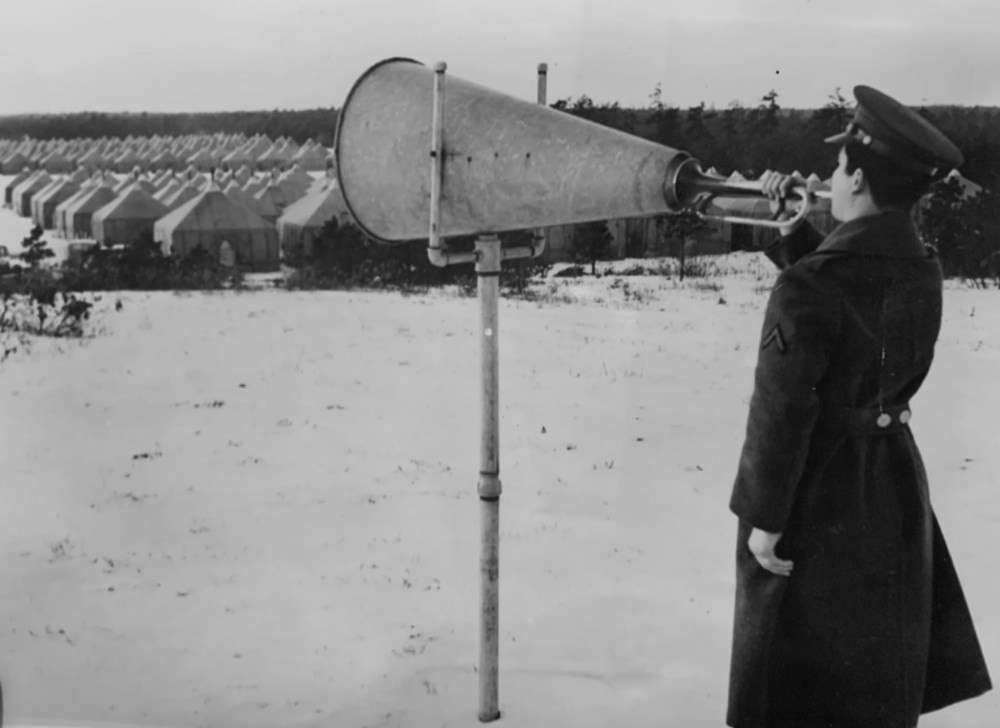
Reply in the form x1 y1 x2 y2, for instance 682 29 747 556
850 166 867 195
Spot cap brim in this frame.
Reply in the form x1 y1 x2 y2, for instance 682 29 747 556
824 131 850 145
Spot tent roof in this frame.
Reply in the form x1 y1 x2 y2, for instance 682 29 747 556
16 170 54 193
277 181 350 229
154 186 274 234
161 182 201 210
5 167 35 189
67 182 118 215
93 185 168 222
34 177 80 204
223 179 266 215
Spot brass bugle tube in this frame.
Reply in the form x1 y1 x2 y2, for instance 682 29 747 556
666 156 830 229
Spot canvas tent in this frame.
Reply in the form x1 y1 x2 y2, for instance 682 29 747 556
222 179 267 217
277 165 313 201
76 147 106 174
39 149 74 173
55 179 99 237
255 141 293 171
275 180 352 258
149 148 181 171
243 176 268 197
291 141 328 172
233 164 253 185
112 148 141 173
13 171 53 217
92 184 169 246
0 151 30 174
187 148 217 173
153 178 182 203
33 177 82 229
4 167 35 206
253 182 294 223
67 178 118 238
160 181 201 211
153 184 280 272
28 178 64 225
221 146 252 170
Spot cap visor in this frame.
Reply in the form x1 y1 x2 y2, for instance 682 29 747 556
824 131 850 145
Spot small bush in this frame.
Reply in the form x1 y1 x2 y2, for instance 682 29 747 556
21 225 55 268
569 220 614 276
0 276 100 360
630 257 720 280
920 180 1000 288
59 231 244 291
283 220 551 296
616 263 649 276
552 265 586 278
679 258 722 279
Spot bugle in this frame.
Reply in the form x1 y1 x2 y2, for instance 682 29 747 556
667 156 832 228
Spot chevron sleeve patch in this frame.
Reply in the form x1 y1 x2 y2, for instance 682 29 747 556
761 324 787 354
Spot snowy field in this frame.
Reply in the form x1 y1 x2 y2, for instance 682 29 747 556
0 201 998 727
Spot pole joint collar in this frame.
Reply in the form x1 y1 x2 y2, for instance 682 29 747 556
478 472 502 499
475 235 502 274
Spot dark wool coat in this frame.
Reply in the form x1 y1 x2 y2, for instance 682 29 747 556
727 211 992 728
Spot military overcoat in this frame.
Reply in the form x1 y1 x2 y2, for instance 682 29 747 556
727 211 992 728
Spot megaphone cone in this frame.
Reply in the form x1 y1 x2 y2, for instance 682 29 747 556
334 58 697 242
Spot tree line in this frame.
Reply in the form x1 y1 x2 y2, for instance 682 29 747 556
2 89 998 187
551 87 1000 285
0 108 340 147
553 87 1000 190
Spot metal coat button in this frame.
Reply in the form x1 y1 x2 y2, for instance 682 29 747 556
876 412 892 428
899 409 911 424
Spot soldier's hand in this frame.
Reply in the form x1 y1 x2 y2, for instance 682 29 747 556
748 527 793 577
759 170 809 237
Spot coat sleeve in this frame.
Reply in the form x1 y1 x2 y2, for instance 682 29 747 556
729 264 840 532
762 223 824 270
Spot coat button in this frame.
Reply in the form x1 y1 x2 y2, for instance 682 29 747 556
899 409 911 424
876 412 892 428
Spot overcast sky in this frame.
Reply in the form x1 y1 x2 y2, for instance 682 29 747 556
1 0 998 115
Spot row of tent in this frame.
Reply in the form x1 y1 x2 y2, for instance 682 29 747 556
0 133 333 175
4 162 831 268
3 163 351 272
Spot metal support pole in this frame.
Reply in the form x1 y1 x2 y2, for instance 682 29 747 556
476 234 502 722
421 64 551 722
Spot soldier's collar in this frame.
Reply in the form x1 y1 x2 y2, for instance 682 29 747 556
817 210 926 258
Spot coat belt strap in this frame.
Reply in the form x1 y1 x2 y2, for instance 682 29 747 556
823 403 912 435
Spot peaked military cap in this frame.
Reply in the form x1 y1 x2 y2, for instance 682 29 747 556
825 85 963 177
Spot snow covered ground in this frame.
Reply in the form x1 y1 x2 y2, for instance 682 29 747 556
1 203 998 727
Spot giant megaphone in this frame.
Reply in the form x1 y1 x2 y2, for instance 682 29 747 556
334 58 813 243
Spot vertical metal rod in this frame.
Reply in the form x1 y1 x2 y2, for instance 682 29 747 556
429 62 446 256
533 62 549 258
476 234 502 722
426 61 478 267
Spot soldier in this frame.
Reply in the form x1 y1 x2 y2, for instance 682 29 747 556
727 86 993 727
